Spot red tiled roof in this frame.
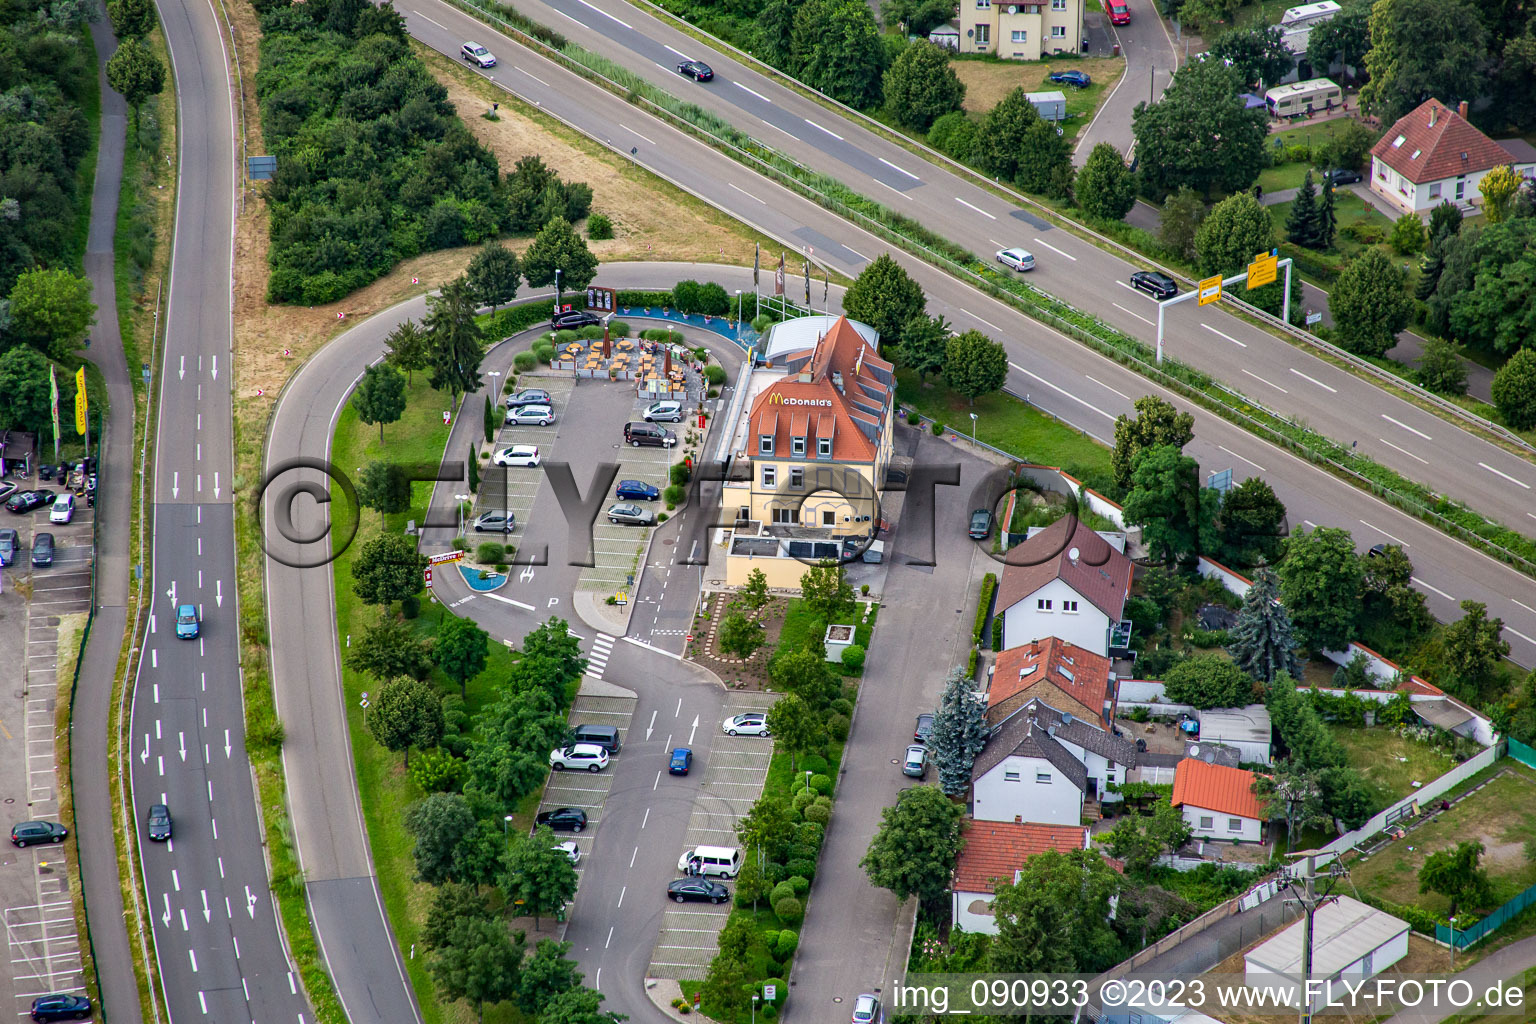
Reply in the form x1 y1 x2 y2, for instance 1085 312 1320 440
996 517 1131 621
1171 758 1266 821
990 638 1111 724
1370 99 1516 184
952 820 1089 893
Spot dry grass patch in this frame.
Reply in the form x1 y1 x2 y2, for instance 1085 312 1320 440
953 56 1125 113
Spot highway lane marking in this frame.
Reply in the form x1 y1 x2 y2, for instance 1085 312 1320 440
1241 368 1288 393
1359 520 1408 547
188 949 197 972
410 10 446 29
606 926 615 949
955 196 997 220
665 44 689 58
1479 461 1531 489
727 182 765 205
516 66 549 87
621 124 656 145
878 157 920 180
1112 302 1154 326
574 0 632 27
1217 445 1267 473
967 312 1001 331
734 81 772 103
1379 437 1427 464
616 885 626 908
1514 600 1536 616
874 178 912 199
1508 626 1536 646
1009 362 1114 421
1412 575 1455 602
1302 519 1316 527
1032 237 1077 261
803 118 844 140
1201 323 1247 348
1289 367 1337 392
844 244 870 262
1381 413 1432 440
763 119 798 141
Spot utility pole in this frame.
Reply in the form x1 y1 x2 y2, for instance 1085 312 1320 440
1283 851 1339 1024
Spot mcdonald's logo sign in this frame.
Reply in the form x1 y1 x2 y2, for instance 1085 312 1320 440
768 392 833 407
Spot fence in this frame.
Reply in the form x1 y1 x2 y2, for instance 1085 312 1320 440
1196 556 1254 598
1437 881 1536 948
1508 737 1536 769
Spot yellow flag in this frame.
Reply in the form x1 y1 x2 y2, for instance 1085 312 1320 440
75 366 87 435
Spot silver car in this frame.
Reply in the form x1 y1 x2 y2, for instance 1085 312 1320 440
643 400 683 422
607 503 655 526
902 745 928 778
473 510 515 533
506 404 555 426
995 247 1035 271
461 41 496 67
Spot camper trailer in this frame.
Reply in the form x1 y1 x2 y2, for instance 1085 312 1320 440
1265 77 1342 119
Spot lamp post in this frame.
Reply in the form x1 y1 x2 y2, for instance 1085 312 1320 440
487 369 501 400
1449 915 1458 969
554 268 562 315
736 289 743 343
504 814 515 847
454 493 471 538
969 412 978 447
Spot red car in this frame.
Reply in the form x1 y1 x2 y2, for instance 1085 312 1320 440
1103 0 1130 23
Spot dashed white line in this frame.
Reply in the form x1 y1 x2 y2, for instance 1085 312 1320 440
955 196 997 220
411 10 446 29
1010 363 1115 421
1241 368 1288 393
878 157 920 180
1479 461 1531 489
1201 323 1247 348
1031 237 1077 261
762 119 798 140
734 81 772 103
803 118 843 140
1507 626 1536 646
844 245 870 262
665 44 689 58
1217 445 1267 473
874 178 912 199
1113 302 1154 326
574 0 632 27
1289 367 1337 392
621 124 656 145
1411 576 1455 602
1381 413 1432 440
1359 521 1408 547
967 311 1001 332
516 66 549 87
1379 437 1428 464
1086 375 1131 401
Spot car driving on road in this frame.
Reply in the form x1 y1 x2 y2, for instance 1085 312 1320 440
968 508 993 539
176 604 199 639
669 747 693 775
493 444 541 468
147 804 173 841
723 712 769 737
1130 270 1179 300
460 42 496 67
11 821 67 847
552 310 601 330
995 247 1035 272
607 503 656 526
535 807 588 832
668 878 729 903
676 59 713 81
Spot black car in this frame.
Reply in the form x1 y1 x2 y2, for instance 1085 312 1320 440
551 310 601 331
1322 168 1362 186
1130 270 1178 300
31 532 54 568
506 388 552 408
668 878 730 904
968 508 993 540
677 59 714 81
11 821 68 847
913 713 935 745
6 488 54 514
147 804 173 842
535 807 588 833
29 993 91 1021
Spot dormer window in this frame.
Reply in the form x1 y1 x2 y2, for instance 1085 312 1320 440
759 435 774 455
792 436 806 456
817 437 832 458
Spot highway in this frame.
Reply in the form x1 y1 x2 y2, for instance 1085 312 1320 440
408 0 1536 548
126 0 313 1019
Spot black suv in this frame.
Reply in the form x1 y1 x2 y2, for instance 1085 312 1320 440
29 993 91 1021
552 310 601 330
1130 270 1178 300
11 821 68 847
535 807 588 832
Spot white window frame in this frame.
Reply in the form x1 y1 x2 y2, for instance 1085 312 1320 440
790 467 804 489
1011 29 1027 42
792 436 806 456
1051 0 1066 8
1228 818 1244 833
1004 770 1021 782
1050 24 1066 37
817 437 832 458
1063 599 1079 613
976 23 990 43
1429 182 1442 199
1035 772 1051 783
762 466 776 488
759 435 774 455
1037 598 1052 611
1199 815 1215 829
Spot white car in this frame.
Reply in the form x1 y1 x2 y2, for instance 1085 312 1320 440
723 713 770 737
493 444 541 468
558 840 582 865
995 247 1035 272
49 493 75 524
506 404 555 426
461 41 496 67
643 400 683 423
549 743 610 772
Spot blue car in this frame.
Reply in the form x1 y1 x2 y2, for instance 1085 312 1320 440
175 604 199 639
616 479 660 501
669 747 693 775
1048 69 1091 88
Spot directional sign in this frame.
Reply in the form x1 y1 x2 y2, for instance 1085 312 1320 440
424 567 434 589
428 550 465 565
1198 274 1223 306
1247 251 1278 290
1306 312 1323 325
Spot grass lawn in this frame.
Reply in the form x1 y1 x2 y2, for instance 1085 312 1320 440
1266 189 1394 251
895 369 1113 479
1348 764 1536 913
1334 726 1463 807
950 56 1125 141
1258 119 1368 192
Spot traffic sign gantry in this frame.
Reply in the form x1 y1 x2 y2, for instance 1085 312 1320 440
1198 274 1223 306
1247 250 1279 289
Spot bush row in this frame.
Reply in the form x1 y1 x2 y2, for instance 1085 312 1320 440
973 572 997 647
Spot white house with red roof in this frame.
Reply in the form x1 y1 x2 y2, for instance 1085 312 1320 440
1368 98 1536 215
1171 757 1267 843
950 820 1090 934
994 517 1132 656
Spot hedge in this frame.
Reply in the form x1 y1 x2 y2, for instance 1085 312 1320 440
973 573 997 646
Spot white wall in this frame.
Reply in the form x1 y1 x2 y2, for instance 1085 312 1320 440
1001 578 1110 654
1245 928 1409 1008
1057 741 1126 802
1182 804 1263 843
952 890 1002 935
1196 556 1253 598
973 754 1082 826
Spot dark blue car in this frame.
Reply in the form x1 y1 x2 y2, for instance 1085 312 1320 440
616 479 660 501
669 747 693 775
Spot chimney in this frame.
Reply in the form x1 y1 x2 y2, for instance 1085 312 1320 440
1014 815 1023 823
1429 105 1437 127
1458 100 1469 120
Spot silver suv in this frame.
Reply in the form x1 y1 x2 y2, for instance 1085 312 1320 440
460 42 496 67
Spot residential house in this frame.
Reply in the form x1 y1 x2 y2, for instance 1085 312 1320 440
973 700 1139 825
1171 757 1267 842
995 517 1131 655
956 0 1083 61
987 637 1113 729
1369 98 1536 215
1245 896 1409 1008
950 820 1089 934
1197 705 1273 764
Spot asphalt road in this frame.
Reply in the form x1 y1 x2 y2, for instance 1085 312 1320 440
1072 0 1179 163
408 0 1536 549
128 0 312 1019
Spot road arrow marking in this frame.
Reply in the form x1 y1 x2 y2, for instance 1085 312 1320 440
201 890 210 922
178 732 187 762
171 472 178 500
214 472 220 499
167 581 176 605
211 355 217 380
179 356 185 380
224 730 231 758
645 709 657 742
215 580 223 607
688 715 699 745
141 735 149 764
162 894 171 926
245 886 257 918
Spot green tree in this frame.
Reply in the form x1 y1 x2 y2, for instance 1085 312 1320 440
718 611 766 660
357 460 412 526
790 0 888 107
841 253 926 348
769 645 840 709
1477 164 1521 224
522 216 598 290
453 819 506 891
1331 248 1411 356
1277 526 1362 651
1415 337 1468 396
897 312 949 382
422 883 491 950
1195 191 1273 276
515 940 583 1014
425 277 485 404
404 792 476 884
0 348 60 438
1104 798 1192 872
1017 118 1072 196
1122 446 1220 565
943 329 1006 403
765 692 825 772
353 361 407 443
1362 0 1486 124
988 850 1125 973
1133 59 1268 197
1419 840 1495 918
385 319 430 385
880 0 953 35
428 916 524 1022
741 568 771 610
1162 653 1254 709
465 242 521 314
540 985 625 1024
927 110 978 163
502 826 579 927
735 797 796 864
1492 348 1536 429
8 268 95 361
106 38 166 115
1316 176 1337 251
1209 24 1294 89
1427 200 1464 249
800 560 854 619
1389 212 1426 255
521 617 587 689
1075 143 1138 221
107 0 156 37
1217 476 1287 567
348 616 435 682
369 676 444 767
929 665 989 798
861 785 964 914
1287 171 1320 248
977 88 1043 182
1227 569 1303 683
436 615 490 698
1159 186 1207 261
1112 395 1195 492
351 534 427 607
1314 118 1378 176
1441 601 1510 701
1253 758 1328 853
1306 0 1370 73
882 41 965 131
483 393 496 444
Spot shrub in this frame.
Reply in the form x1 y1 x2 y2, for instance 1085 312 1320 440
664 484 687 505
802 754 829 774
840 644 865 672
973 572 998 644
513 351 536 372
992 615 1003 650
792 788 817 812
827 713 850 742
475 542 503 564
704 364 727 386
802 801 831 825
1389 213 1425 255
671 462 692 486
786 875 810 898
772 895 803 924
774 930 798 958
401 595 420 619
407 749 464 792
784 858 816 881
769 880 796 905
658 512 669 523
587 213 613 239
607 319 630 337
932 421 944 435
809 773 832 796
907 411 921 425
534 342 555 364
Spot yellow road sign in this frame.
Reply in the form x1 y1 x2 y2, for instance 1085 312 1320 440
1198 275 1223 305
1247 252 1278 290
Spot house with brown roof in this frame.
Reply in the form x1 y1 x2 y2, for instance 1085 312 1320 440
972 699 1138 826
950 820 1089 934
1171 757 1268 843
988 638 1113 728
995 517 1132 656
1369 98 1536 215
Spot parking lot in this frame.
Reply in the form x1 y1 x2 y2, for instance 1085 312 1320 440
647 692 776 982
534 678 636 874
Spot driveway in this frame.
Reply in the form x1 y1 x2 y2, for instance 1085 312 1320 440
1073 0 1179 163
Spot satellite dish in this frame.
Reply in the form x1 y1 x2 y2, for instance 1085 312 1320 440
1068 546 1081 563
1189 744 1200 758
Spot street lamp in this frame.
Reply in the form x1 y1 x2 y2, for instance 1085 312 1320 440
487 369 501 399
504 814 515 847
735 289 743 343
969 412 979 447
554 268 562 316
454 492 471 538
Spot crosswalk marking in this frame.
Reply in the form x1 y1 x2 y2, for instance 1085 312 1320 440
584 634 617 681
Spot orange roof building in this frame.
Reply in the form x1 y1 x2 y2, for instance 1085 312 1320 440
1172 758 1268 842
1368 98 1536 215
995 517 1132 656
988 637 1112 727
950 819 1090 933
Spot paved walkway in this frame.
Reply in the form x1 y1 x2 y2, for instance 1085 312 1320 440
1383 932 1536 1023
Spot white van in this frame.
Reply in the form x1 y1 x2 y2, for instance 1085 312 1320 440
677 845 742 878
1265 78 1342 119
